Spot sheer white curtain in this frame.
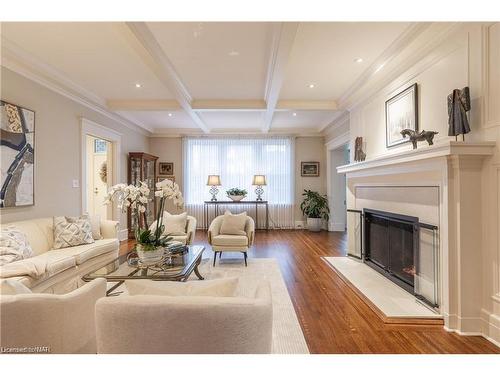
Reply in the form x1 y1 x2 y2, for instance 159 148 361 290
183 136 295 229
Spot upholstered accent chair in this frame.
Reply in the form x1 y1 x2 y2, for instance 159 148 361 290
150 213 197 245
0 278 106 353
95 279 273 354
208 214 255 266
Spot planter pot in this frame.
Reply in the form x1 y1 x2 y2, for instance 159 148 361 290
228 195 246 202
136 244 164 264
306 217 322 232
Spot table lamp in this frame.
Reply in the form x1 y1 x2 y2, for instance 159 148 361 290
252 175 267 201
207 175 221 201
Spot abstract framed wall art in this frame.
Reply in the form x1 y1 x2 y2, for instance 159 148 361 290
0 100 35 208
385 83 418 148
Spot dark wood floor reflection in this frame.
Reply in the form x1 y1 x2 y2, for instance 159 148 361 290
120 230 500 354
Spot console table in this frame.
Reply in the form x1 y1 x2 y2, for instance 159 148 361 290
203 200 269 230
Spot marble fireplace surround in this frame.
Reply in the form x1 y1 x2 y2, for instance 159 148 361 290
337 140 496 335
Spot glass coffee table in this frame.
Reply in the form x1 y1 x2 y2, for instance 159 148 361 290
82 245 205 296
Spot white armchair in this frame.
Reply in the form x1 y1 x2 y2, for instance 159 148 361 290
0 278 106 353
95 280 273 354
208 215 255 266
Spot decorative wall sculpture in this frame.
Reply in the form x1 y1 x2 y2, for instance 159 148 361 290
447 86 471 140
354 137 366 162
0 100 35 208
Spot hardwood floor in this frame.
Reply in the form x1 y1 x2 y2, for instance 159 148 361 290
119 230 500 354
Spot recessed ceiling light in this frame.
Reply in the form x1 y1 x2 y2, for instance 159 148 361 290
135 83 142 88
308 84 315 89
168 113 173 117
228 51 240 56
354 58 364 63
292 112 297 117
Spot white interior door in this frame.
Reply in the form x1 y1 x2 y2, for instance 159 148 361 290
86 136 111 219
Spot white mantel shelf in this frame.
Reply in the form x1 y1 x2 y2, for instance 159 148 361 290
337 140 496 174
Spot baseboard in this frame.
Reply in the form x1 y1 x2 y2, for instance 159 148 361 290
442 310 500 348
294 221 305 229
329 221 346 231
118 228 129 242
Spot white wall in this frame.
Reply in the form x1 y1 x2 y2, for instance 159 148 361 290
325 22 500 344
0 67 150 228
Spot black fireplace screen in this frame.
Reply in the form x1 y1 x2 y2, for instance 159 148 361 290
364 209 418 294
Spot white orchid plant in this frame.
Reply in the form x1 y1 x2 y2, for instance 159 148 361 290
104 179 184 251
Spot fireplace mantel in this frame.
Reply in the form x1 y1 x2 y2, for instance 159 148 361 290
337 140 496 174
340 139 497 335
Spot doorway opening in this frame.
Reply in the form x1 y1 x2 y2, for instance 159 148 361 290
85 135 113 219
329 143 349 231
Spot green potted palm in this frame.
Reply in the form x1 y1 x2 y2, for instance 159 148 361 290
300 189 330 232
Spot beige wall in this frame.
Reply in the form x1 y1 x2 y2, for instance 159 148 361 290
148 136 327 223
294 136 326 223
149 137 183 214
0 67 150 226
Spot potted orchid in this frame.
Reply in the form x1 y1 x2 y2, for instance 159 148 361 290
104 179 184 263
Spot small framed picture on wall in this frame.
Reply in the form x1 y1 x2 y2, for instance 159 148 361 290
301 162 320 177
159 162 174 175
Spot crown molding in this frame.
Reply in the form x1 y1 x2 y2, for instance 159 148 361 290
340 22 463 112
262 22 299 133
1 37 152 136
320 110 350 134
125 22 210 133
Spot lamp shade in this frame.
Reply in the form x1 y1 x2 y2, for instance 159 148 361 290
252 175 267 186
207 175 221 186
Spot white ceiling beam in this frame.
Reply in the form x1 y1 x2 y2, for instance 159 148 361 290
107 99 181 111
262 22 299 133
276 100 337 111
124 22 210 133
192 99 266 111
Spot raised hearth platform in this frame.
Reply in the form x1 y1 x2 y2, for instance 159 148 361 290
323 256 442 324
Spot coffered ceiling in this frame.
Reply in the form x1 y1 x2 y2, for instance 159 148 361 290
1 21 415 135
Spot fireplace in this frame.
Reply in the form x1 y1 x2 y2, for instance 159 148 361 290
363 209 418 294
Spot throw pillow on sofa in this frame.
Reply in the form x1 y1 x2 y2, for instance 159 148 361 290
220 211 247 236
0 226 34 266
149 211 187 236
53 214 94 249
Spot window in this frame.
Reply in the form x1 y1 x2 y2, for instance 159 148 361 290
183 137 294 228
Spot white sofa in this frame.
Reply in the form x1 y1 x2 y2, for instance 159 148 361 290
0 278 106 353
0 217 119 293
95 280 273 354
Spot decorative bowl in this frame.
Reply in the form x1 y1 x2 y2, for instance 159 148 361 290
228 194 246 201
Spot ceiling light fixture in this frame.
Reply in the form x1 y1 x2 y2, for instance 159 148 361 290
168 113 173 117
228 51 240 56
292 112 297 117
135 83 142 88
354 58 364 63
308 84 315 89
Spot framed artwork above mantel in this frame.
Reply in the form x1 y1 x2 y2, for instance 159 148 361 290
385 83 418 148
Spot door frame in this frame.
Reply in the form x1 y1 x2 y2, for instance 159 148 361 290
80 118 122 223
325 131 350 231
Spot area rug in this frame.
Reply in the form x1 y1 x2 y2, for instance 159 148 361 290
189 257 310 354
323 256 440 319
